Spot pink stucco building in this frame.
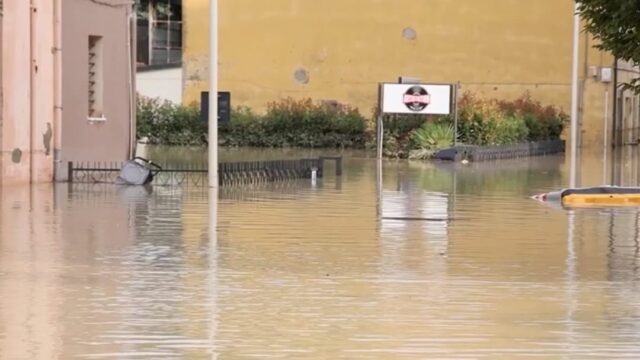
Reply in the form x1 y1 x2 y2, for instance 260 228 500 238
0 0 136 186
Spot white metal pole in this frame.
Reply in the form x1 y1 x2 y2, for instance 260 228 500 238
569 3 580 188
603 89 609 184
208 187 218 359
377 114 384 160
377 84 384 160
208 0 219 188
453 81 459 147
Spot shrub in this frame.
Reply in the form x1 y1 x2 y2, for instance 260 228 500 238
136 96 204 146
408 122 454 159
456 91 566 145
221 98 370 148
137 96 370 148
219 106 265 146
494 116 529 144
497 93 567 141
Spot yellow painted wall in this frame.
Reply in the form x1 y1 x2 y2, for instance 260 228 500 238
183 0 617 147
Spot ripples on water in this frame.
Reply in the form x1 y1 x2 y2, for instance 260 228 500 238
1 150 640 359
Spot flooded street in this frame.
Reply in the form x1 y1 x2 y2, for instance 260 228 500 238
2 148 640 359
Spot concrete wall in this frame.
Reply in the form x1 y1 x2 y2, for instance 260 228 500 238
136 66 183 104
61 0 133 169
182 0 624 148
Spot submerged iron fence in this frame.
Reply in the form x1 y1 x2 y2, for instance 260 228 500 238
67 157 342 186
437 140 565 162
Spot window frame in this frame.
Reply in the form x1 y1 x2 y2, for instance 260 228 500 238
136 0 182 69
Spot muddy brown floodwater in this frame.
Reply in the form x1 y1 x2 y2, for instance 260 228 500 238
1 147 640 359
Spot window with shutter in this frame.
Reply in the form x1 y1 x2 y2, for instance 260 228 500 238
88 35 104 121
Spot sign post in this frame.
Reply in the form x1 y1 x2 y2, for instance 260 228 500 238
201 91 231 125
376 84 384 160
453 81 460 146
376 83 454 160
376 82 454 220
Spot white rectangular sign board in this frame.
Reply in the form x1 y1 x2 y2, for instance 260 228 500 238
382 84 452 115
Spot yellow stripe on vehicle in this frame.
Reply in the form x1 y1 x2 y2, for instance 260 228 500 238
562 194 640 206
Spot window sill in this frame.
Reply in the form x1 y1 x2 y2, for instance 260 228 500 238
88 116 107 124
136 62 183 72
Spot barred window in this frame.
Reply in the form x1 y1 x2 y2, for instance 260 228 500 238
88 35 104 119
136 0 182 67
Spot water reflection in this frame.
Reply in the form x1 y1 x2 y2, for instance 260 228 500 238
1 151 640 358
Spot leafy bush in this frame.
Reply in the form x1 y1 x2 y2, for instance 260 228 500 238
364 106 443 158
136 91 564 156
221 98 370 148
137 96 370 148
137 97 205 146
497 93 567 141
408 122 454 159
494 116 529 144
456 91 566 145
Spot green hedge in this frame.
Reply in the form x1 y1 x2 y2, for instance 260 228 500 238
137 97 205 146
137 96 370 148
395 92 567 158
457 92 566 145
137 92 566 157
220 98 370 148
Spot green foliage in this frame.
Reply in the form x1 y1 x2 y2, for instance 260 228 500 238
369 108 444 158
137 96 369 148
408 122 454 159
137 92 564 156
220 98 369 148
494 116 529 145
497 93 567 141
456 92 566 146
136 97 205 146
577 0 640 92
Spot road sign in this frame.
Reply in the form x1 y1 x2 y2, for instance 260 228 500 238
201 91 231 125
381 83 452 115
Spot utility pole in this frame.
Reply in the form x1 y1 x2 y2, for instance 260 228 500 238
569 2 580 188
208 0 218 188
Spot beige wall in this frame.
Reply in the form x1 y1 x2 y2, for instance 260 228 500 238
183 0 628 148
60 0 134 171
0 1 52 186
0 0 134 185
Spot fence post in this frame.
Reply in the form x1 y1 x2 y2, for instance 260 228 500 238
67 161 73 183
335 157 342 177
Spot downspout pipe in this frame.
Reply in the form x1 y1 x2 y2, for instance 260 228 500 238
29 0 35 184
612 57 619 148
53 0 62 180
127 3 136 159
0 0 4 185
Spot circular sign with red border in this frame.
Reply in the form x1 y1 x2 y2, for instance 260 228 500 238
403 86 431 112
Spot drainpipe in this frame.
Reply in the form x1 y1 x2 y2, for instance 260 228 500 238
0 0 4 184
29 0 35 184
612 57 619 148
127 4 136 159
53 0 62 180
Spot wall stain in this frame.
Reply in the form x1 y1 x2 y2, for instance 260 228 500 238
11 148 22 163
402 27 417 40
294 68 309 84
43 123 52 156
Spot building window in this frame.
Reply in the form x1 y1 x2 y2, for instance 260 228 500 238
88 35 104 119
137 0 182 67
